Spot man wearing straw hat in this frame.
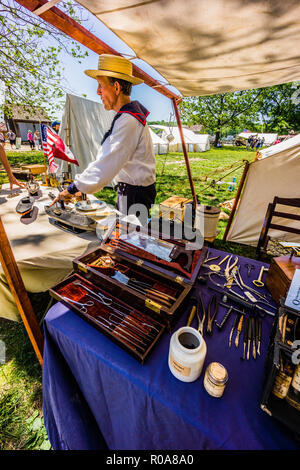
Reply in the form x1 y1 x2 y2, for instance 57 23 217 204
53 54 156 218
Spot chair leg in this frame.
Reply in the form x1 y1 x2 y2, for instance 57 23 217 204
256 202 275 257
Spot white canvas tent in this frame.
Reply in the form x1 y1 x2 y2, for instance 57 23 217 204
57 93 115 180
149 128 169 155
193 134 210 152
226 134 300 246
150 125 210 152
238 132 278 146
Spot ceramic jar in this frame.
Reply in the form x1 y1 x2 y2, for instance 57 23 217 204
168 326 207 382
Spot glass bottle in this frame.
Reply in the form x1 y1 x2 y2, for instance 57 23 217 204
286 364 300 411
272 359 294 399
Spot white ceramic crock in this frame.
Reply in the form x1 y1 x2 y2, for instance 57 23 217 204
168 326 207 382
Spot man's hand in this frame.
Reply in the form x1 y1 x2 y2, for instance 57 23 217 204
9 175 26 190
48 189 82 207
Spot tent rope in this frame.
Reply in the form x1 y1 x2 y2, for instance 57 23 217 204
200 160 249 193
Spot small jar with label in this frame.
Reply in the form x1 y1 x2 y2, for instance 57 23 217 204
272 359 293 399
203 362 228 398
286 364 300 411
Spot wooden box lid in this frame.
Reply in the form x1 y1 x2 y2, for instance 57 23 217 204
272 255 300 281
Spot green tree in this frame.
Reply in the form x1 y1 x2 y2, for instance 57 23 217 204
180 83 300 145
259 83 300 134
0 0 88 118
180 89 263 146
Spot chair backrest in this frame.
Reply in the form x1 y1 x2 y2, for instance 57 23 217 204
256 197 300 258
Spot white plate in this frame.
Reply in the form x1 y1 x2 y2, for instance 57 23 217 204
75 200 106 212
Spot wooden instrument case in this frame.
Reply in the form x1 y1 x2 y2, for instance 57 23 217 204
266 255 300 303
50 222 205 362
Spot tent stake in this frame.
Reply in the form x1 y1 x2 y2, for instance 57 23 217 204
223 160 250 241
0 217 44 367
172 98 198 212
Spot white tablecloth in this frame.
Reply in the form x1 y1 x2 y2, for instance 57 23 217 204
0 185 100 321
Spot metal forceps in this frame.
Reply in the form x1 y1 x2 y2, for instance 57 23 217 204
186 293 206 335
206 294 219 335
196 292 206 336
73 280 113 306
61 296 94 313
224 255 239 281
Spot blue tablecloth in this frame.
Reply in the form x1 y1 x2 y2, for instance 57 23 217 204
42 248 300 450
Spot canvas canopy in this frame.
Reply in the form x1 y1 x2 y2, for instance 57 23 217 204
238 132 278 146
74 0 300 97
226 134 300 246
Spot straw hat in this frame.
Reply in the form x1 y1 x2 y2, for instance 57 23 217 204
85 54 143 85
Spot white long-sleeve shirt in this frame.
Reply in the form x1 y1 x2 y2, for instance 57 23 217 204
74 112 156 194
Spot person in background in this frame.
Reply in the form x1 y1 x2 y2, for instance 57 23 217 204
260 137 265 148
255 137 261 151
33 130 40 150
0 144 25 189
27 130 34 150
7 130 16 149
51 121 60 135
250 137 257 149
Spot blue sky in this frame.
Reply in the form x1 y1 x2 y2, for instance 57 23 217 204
56 8 178 122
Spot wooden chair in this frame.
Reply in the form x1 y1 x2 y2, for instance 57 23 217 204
256 197 300 258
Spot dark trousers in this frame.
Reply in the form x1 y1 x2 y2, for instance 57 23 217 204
116 182 156 222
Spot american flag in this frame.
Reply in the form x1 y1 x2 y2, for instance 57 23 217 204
41 124 78 173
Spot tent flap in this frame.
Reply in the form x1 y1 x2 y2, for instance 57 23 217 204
57 93 115 180
227 135 300 246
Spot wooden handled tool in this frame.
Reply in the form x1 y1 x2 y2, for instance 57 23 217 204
235 314 244 348
186 305 197 326
229 313 240 347
247 316 252 360
242 316 249 360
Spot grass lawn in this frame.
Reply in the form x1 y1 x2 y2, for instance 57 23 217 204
0 145 260 449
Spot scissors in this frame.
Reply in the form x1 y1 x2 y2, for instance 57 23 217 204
61 296 94 313
73 280 113 306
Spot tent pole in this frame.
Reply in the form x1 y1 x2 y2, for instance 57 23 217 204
0 217 44 367
223 160 250 241
66 96 72 178
172 98 198 211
